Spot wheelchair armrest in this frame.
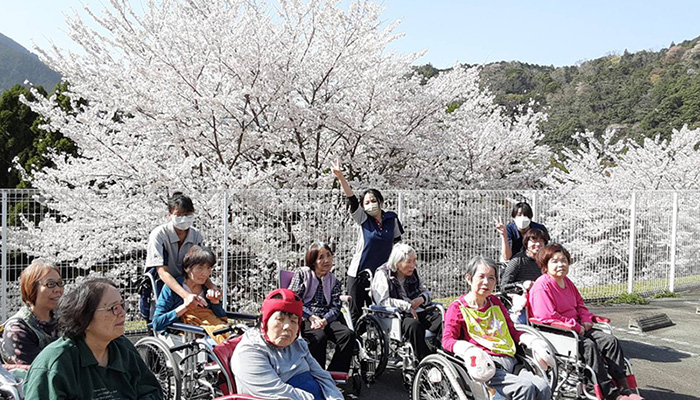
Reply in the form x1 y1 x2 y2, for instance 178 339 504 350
368 305 400 314
426 302 446 313
226 311 258 321
329 371 348 382
2 364 30 372
529 317 576 331
592 315 610 323
168 322 208 335
213 395 292 400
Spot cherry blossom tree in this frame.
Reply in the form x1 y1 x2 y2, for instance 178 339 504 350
14 0 547 305
543 127 700 290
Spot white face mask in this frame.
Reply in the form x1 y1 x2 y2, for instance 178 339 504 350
514 216 531 230
364 202 380 217
172 215 195 230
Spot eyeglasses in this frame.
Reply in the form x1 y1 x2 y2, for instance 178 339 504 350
38 280 65 289
96 301 127 316
192 264 214 273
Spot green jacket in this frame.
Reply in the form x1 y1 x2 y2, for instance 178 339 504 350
23 336 162 400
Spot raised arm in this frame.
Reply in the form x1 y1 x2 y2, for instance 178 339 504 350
331 160 354 198
494 217 512 261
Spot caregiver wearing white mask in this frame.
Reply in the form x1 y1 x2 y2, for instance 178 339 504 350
145 192 218 309
331 160 404 323
496 201 548 262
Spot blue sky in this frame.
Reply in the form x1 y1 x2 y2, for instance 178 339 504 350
2 0 700 67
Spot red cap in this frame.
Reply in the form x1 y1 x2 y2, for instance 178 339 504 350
261 288 303 335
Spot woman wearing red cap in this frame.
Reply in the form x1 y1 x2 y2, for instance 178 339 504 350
230 289 343 400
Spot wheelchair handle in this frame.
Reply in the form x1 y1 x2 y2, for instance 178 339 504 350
170 341 196 353
212 325 235 336
500 282 526 294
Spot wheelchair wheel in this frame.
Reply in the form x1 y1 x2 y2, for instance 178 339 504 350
515 324 560 393
135 337 181 400
176 345 219 400
356 314 389 379
412 354 472 400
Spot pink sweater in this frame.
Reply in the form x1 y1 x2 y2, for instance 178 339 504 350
529 274 593 333
442 294 521 357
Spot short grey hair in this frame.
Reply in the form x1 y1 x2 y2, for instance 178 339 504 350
465 256 499 288
387 243 416 273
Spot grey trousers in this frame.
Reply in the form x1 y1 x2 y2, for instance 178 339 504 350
489 356 551 400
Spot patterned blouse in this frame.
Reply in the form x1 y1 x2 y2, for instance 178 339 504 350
289 273 342 324
1 306 59 364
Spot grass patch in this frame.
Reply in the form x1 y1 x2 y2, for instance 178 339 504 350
126 319 147 332
433 296 457 306
650 290 680 299
578 274 700 300
603 292 648 305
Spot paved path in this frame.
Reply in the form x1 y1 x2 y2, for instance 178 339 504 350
586 288 700 400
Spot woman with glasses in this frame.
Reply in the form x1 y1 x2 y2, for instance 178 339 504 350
23 278 163 400
0 259 64 365
152 245 227 343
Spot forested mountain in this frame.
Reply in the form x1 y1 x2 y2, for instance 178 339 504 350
0 33 61 92
419 35 700 150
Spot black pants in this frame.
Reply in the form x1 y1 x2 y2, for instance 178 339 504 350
402 307 443 361
579 329 627 399
346 275 372 324
302 319 356 373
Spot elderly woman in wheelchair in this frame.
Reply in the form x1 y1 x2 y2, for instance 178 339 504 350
438 256 552 400
529 244 642 400
288 243 356 374
369 243 443 388
230 289 343 400
152 245 229 343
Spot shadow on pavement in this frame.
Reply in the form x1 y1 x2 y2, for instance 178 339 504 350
619 339 692 363
639 386 700 400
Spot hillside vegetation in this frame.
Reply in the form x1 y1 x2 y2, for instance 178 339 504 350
419 35 700 149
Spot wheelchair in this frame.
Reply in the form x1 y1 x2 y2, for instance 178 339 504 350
527 316 640 400
278 267 373 392
0 364 25 400
210 333 354 400
353 269 445 391
412 347 551 400
134 269 258 400
501 282 641 400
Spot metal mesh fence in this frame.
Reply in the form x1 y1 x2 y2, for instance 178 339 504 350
2 189 700 329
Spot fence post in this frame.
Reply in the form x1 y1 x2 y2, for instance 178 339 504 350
1 191 7 321
397 192 405 222
627 192 637 294
222 191 229 309
532 191 539 221
669 192 678 293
